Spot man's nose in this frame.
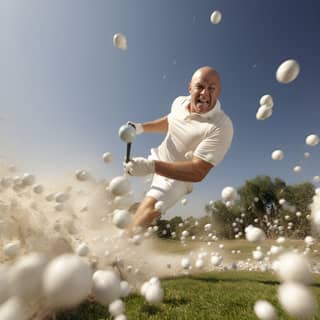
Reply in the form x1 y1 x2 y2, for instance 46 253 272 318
200 87 209 95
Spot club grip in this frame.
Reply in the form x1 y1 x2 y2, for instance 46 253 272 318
126 143 131 163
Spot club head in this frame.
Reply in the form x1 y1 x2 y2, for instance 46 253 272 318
118 124 136 143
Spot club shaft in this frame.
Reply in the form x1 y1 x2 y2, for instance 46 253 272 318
126 143 132 163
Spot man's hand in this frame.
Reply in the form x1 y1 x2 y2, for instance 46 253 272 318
127 122 144 135
124 157 155 176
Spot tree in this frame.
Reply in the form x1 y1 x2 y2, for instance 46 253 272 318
207 176 315 239
154 176 315 240
238 176 280 218
208 200 240 238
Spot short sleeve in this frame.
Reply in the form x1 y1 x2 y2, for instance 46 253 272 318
193 117 233 166
170 96 190 113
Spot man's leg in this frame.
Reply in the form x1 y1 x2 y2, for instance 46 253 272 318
128 196 160 235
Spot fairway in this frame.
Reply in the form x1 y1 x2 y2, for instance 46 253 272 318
149 238 320 263
57 270 320 320
56 238 320 319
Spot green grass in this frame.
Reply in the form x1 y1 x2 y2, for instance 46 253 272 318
56 271 320 320
150 238 320 262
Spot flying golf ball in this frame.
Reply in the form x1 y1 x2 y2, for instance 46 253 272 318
245 226 266 242
92 270 121 305
276 237 286 244
276 59 300 84
9 253 47 300
33 184 44 194
76 243 90 256
256 105 273 120
211 255 222 266
253 250 264 261
109 299 125 317
304 236 315 246
109 176 130 196
113 33 127 50
102 152 113 163
278 282 317 319
221 186 237 201
181 257 191 269
271 149 284 160
259 95 273 108
181 230 189 238
195 259 204 269
43 254 92 308
55 192 68 203
305 134 319 146
22 173 35 186
75 169 89 181
45 193 55 201
132 234 142 245
3 241 20 257
145 283 164 304
181 198 188 205
113 209 131 229
254 300 277 320
277 252 312 284
313 176 320 182
210 10 222 24
293 166 301 173
120 281 131 298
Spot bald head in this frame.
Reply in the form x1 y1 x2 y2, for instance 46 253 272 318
188 66 221 114
191 66 220 84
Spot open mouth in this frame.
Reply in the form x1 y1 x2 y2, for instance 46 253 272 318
196 97 210 108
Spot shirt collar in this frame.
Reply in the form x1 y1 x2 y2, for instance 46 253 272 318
183 96 221 119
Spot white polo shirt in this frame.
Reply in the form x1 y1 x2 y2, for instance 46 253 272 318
150 96 233 166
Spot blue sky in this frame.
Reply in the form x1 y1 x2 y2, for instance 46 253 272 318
0 0 319 218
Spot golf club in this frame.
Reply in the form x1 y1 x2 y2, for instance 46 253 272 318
118 123 136 163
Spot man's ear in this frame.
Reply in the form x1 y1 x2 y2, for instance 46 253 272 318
214 82 221 98
188 82 192 93
217 80 222 97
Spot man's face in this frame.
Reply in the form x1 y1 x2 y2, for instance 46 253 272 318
189 70 221 114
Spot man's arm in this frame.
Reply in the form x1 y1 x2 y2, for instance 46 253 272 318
154 156 213 182
142 116 168 133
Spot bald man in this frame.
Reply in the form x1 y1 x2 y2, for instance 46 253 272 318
122 66 233 235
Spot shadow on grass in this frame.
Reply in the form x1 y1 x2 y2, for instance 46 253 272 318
164 297 190 306
141 304 160 315
190 275 280 286
164 272 320 294
191 275 320 288
139 297 189 316
164 274 280 286
56 300 108 320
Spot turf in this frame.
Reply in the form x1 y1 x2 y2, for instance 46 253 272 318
56 271 320 320
150 238 320 262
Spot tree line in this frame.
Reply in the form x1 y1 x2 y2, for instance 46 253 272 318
153 175 316 240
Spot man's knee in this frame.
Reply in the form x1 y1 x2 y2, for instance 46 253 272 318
136 196 158 213
134 197 161 223
139 205 160 221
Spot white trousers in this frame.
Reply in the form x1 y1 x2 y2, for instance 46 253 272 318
145 174 193 214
